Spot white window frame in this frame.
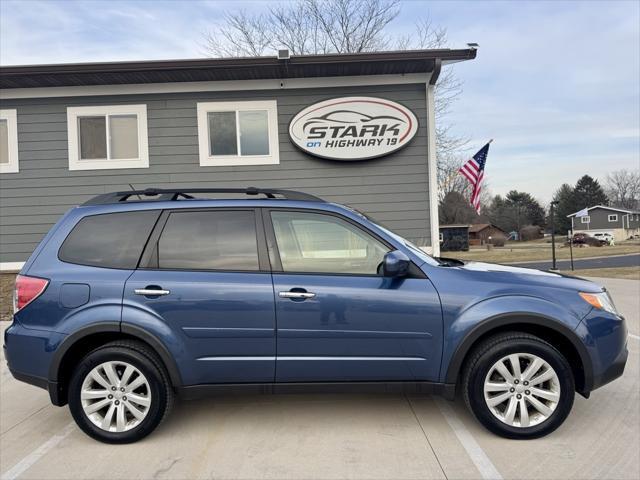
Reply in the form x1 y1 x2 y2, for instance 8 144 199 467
67 104 149 171
197 100 279 167
608 214 618 222
581 216 590 224
0 109 19 174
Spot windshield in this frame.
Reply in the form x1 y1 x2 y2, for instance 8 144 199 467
341 205 442 266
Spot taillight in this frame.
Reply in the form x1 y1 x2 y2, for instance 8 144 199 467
13 275 49 314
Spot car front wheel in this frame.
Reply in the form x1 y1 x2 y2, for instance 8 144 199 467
68 340 174 443
462 332 575 439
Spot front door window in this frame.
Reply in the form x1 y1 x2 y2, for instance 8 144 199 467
270 211 389 275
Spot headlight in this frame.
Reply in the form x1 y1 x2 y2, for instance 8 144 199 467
579 291 619 315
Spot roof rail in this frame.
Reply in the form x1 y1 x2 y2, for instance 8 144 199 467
83 187 325 205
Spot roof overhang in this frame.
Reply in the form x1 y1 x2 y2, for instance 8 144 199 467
0 48 476 89
567 205 640 217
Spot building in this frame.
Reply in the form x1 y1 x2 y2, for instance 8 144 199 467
568 205 640 241
0 49 477 271
439 222 507 251
439 224 470 252
468 223 507 246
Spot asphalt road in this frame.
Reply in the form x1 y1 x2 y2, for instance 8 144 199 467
1 277 638 480
508 253 640 271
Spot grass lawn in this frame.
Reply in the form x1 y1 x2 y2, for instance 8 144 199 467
449 241 640 264
561 266 640 280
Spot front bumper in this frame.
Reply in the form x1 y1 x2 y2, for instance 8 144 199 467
577 308 628 393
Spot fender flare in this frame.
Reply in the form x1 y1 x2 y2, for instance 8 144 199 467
49 321 183 387
444 313 593 391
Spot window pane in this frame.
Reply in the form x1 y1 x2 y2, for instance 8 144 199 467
0 119 8 164
59 211 160 269
239 110 269 155
78 116 107 160
208 111 237 156
110 115 139 159
158 211 259 270
271 211 388 275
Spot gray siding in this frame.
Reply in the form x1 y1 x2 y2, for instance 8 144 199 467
573 207 640 230
0 83 431 263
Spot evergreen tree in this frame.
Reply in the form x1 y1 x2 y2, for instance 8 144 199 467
551 183 576 234
573 175 609 209
485 191 545 234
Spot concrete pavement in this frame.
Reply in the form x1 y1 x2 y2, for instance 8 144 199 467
1 277 638 480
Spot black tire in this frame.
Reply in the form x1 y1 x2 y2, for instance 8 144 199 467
462 332 575 439
68 340 174 444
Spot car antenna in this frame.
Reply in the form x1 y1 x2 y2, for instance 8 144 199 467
128 183 142 201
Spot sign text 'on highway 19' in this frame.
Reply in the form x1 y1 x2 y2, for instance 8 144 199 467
289 97 419 161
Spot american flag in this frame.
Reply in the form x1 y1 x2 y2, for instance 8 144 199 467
459 142 491 213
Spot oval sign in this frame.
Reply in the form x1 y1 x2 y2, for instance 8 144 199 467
289 96 419 161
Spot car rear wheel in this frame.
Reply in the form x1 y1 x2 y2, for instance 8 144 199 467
68 340 173 443
462 332 575 439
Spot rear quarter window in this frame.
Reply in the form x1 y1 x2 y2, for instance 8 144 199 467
59 210 160 269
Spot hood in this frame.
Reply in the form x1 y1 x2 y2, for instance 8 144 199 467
457 261 604 293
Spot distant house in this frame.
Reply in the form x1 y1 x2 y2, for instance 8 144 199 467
468 223 507 246
439 225 470 252
568 205 640 241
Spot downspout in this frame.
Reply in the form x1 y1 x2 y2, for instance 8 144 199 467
426 58 442 257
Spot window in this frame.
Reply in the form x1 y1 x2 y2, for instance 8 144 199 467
197 101 279 166
271 211 389 275
67 105 149 170
59 211 160 269
0 109 19 173
608 214 618 222
156 210 259 271
581 216 590 224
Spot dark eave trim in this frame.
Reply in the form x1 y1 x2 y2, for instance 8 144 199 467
0 48 477 89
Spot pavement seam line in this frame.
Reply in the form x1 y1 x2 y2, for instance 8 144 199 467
434 397 503 480
629 333 640 341
1 422 75 480
404 395 448 480
0 403 50 436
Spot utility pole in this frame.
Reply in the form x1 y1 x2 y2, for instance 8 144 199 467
550 200 559 270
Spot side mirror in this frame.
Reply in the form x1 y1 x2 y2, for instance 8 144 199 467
382 250 411 277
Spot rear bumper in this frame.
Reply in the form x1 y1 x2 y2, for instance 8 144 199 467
4 321 67 406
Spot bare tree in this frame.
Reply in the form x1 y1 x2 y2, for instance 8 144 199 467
202 0 469 182
203 0 401 57
604 169 640 210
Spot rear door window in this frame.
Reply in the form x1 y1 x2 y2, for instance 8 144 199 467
59 210 160 269
156 210 259 271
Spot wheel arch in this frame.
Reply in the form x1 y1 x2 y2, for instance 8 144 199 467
446 313 593 396
49 322 183 406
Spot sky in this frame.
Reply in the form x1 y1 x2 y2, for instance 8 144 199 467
1 0 638 203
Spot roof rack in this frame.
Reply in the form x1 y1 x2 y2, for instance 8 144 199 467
83 187 325 206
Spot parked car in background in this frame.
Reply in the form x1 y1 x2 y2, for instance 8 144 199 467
5 187 628 443
592 232 614 244
570 233 606 246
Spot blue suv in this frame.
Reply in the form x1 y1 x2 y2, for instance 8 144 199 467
4 187 628 443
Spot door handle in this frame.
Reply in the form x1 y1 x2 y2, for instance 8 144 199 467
279 291 316 299
134 288 170 296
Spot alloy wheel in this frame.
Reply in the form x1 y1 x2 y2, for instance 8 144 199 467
483 353 561 428
80 361 152 432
